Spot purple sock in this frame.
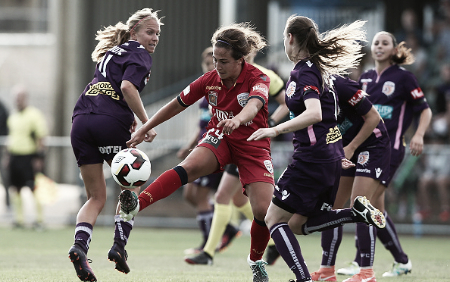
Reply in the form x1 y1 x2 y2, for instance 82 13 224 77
270 223 310 282
320 226 342 266
113 215 133 251
377 212 408 263
302 208 354 235
197 210 213 248
74 222 93 254
353 231 361 265
356 222 377 267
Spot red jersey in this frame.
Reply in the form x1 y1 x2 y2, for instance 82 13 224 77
178 61 271 151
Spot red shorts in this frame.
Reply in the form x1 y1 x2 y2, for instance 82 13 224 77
197 128 274 189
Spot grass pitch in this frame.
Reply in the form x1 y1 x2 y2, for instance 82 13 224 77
0 225 448 281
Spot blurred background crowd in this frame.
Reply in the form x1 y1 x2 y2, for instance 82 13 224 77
0 0 448 233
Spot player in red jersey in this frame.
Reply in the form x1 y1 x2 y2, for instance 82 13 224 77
120 23 275 282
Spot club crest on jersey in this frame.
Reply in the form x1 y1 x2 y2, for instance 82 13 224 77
357 151 370 166
208 91 218 106
382 81 395 96
237 92 249 107
264 160 274 174
286 81 296 98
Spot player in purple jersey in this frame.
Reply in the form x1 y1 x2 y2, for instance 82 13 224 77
336 31 432 280
177 47 239 255
310 76 390 282
68 8 163 281
247 16 386 282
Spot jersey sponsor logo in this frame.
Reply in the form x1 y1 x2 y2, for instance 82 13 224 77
252 83 269 98
200 128 224 149
410 87 424 99
286 81 296 98
320 202 332 211
303 85 320 96
281 189 290 200
382 81 395 96
206 85 221 91
357 151 370 166
86 82 119 100
325 126 342 144
375 168 382 178
208 91 218 106
264 160 274 174
237 92 249 107
348 90 365 106
98 145 122 154
109 46 127 55
374 104 393 119
338 117 353 136
360 78 372 92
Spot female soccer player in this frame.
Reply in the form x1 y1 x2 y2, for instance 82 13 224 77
335 31 432 281
119 23 276 282
68 8 163 281
309 75 391 282
247 16 386 282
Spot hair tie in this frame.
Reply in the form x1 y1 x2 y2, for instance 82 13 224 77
217 39 231 46
131 16 150 32
308 26 313 31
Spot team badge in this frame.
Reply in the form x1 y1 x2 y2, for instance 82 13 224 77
208 91 218 106
382 81 395 96
264 160 274 174
237 92 249 107
357 151 370 166
286 81 296 98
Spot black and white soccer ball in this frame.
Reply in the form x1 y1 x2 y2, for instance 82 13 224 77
111 148 151 188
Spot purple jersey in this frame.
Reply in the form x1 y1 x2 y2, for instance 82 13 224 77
333 76 388 147
73 40 152 126
285 60 344 163
198 97 211 139
359 65 429 150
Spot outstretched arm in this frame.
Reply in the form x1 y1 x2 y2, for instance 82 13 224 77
127 98 187 147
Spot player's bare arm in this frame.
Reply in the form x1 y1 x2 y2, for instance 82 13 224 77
217 97 263 135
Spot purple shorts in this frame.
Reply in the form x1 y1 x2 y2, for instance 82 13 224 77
274 159 341 217
71 114 130 166
341 136 391 186
193 172 223 190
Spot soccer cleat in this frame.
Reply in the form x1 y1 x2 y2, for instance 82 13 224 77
264 245 280 266
337 262 360 276
68 245 97 281
342 268 376 282
310 266 337 281
108 244 130 274
247 255 269 282
218 227 242 252
184 251 213 265
382 259 412 277
119 190 139 222
352 196 386 228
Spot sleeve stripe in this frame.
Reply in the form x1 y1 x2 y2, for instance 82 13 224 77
177 95 189 107
249 95 265 105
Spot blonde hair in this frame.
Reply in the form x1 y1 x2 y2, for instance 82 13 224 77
211 22 266 60
374 31 415 65
285 15 366 82
91 8 163 62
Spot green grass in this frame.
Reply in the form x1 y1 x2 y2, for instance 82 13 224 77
0 225 449 281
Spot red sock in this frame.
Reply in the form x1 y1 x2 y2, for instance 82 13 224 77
249 219 270 261
138 169 182 211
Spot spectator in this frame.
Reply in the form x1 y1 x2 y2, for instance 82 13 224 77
0 99 9 208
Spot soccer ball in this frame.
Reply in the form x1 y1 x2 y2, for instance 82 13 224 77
111 148 151 188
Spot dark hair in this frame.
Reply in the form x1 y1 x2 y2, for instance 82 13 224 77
285 15 366 80
211 23 266 60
